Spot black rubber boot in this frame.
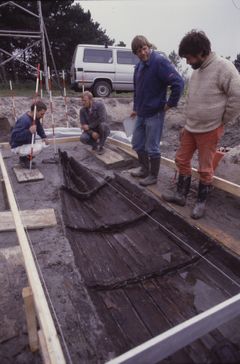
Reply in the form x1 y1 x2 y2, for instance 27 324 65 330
19 156 36 169
162 175 191 206
139 157 160 186
131 152 149 178
191 182 212 219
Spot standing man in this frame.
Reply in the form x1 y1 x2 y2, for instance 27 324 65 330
10 101 48 168
162 30 240 219
80 91 110 155
130 35 184 186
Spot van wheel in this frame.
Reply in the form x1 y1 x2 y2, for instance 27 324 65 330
93 81 111 97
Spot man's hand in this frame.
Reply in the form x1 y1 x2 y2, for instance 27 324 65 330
164 104 170 112
29 125 37 134
81 124 89 131
130 111 137 118
43 138 49 145
92 131 100 140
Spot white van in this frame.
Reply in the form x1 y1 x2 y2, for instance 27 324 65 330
70 44 139 97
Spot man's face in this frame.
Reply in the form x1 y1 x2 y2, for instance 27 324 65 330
82 96 91 108
136 45 151 62
36 109 46 119
184 54 206 70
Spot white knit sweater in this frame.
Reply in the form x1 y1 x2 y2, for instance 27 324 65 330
185 52 240 133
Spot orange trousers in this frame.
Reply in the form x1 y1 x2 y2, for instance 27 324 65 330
175 125 224 184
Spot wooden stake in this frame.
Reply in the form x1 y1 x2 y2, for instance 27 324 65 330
48 67 57 153
9 80 17 122
30 64 40 170
22 286 39 352
62 70 69 128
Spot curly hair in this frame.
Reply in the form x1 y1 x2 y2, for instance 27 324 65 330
178 30 211 57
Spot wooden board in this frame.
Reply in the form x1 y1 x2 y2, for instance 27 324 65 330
108 137 240 198
13 166 44 182
148 184 240 256
0 208 57 232
0 151 66 364
93 148 125 167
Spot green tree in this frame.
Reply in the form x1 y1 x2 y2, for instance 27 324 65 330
234 54 240 72
116 41 126 47
168 50 189 81
0 0 114 81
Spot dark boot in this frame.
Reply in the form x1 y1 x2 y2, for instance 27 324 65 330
139 157 160 186
191 182 212 219
162 175 191 206
131 152 149 178
19 156 36 169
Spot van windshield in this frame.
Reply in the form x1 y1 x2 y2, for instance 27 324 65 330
83 49 113 64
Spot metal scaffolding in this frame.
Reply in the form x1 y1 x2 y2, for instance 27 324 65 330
0 0 61 92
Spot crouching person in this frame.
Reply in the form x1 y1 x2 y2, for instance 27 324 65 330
10 101 49 169
162 30 240 219
80 91 110 155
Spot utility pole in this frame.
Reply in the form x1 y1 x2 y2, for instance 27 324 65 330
38 0 49 91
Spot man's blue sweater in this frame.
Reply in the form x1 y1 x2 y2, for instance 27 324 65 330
10 113 46 148
133 51 184 117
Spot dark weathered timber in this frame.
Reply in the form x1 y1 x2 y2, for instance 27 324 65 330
59 151 240 364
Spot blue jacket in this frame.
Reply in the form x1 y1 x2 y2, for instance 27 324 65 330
133 51 184 117
10 113 46 148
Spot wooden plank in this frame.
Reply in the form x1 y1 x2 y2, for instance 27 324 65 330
106 292 240 364
93 147 125 166
148 184 240 255
38 329 51 364
108 137 240 198
0 208 57 232
22 287 39 352
13 166 44 183
0 151 66 364
0 136 81 150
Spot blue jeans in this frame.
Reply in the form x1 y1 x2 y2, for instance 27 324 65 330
132 112 165 158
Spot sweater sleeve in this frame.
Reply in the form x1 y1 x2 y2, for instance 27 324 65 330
158 58 184 107
220 62 240 124
11 115 32 144
36 120 46 139
133 65 138 112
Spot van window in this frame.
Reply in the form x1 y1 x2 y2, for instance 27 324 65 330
83 49 113 64
117 51 138 65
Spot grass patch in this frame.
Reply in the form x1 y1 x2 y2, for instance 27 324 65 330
0 81 133 98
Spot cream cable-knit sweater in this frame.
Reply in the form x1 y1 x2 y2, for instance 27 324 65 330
184 52 240 133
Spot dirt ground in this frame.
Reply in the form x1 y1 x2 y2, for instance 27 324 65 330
0 96 240 363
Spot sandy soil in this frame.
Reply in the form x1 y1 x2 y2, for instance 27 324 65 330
0 96 240 363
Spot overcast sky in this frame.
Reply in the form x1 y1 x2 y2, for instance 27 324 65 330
78 0 240 60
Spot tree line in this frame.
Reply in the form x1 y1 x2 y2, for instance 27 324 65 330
0 0 114 83
0 0 239 85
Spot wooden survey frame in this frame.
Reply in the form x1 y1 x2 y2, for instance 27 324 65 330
0 151 66 364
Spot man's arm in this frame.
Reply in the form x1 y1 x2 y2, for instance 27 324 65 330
36 120 47 139
220 62 240 124
80 108 89 130
158 58 184 108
